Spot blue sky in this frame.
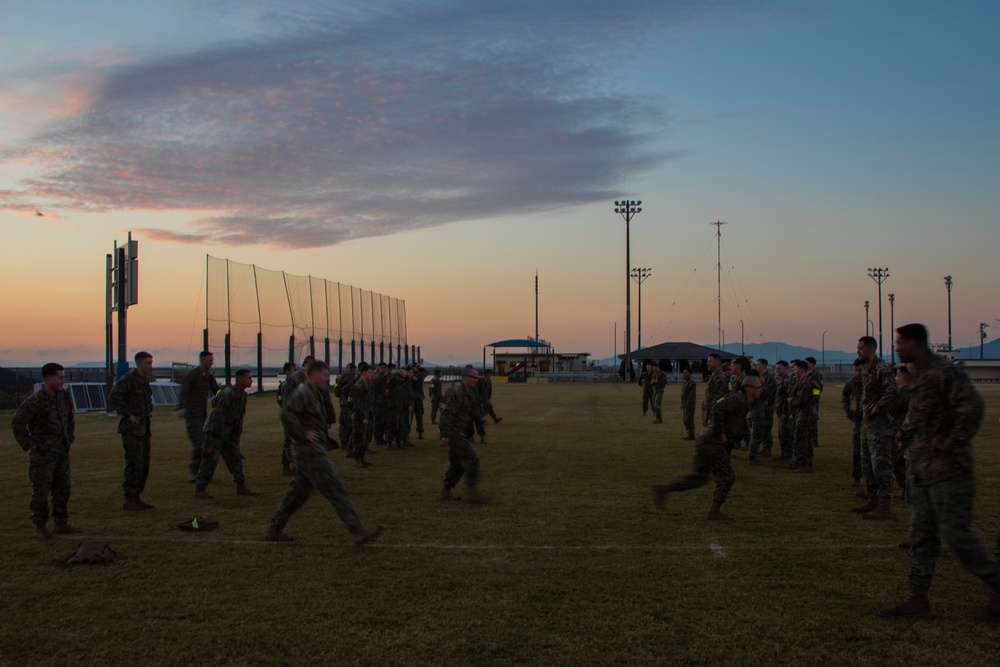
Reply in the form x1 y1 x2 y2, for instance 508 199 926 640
1 1 998 365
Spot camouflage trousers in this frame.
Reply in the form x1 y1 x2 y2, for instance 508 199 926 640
843 421 858 480
338 408 353 454
185 415 207 475
413 399 425 435
891 440 907 493
907 468 1000 588
351 416 369 460
682 406 695 437
372 403 388 444
430 397 442 423
121 434 151 497
443 431 481 489
280 428 293 466
268 440 361 533
860 420 894 497
748 405 773 460
28 446 70 527
651 390 664 419
196 439 245 488
642 387 653 414
664 438 735 505
387 404 409 443
777 414 793 457
792 413 815 466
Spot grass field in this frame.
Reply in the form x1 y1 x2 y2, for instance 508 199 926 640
1 381 999 666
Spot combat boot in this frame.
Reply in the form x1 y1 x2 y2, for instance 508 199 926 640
974 581 1000 623
786 459 802 470
350 524 384 547
790 464 813 474
653 416 663 424
236 483 257 496
852 494 878 514
33 525 52 539
439 485 461 501
264 526 294 542
863 496 892 521
652 483 677 509
136 496 155 509
195 487 211 499
122 495 145 511
706 502 731 521
879 584 932 618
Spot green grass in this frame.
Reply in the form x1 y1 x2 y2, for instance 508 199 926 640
1 382 999 666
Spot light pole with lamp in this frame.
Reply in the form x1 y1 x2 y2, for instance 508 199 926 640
888 293 895 365
631 267 651 350
944 276 953 351
868 267 889 360
822 330 828 366
614 200 641 382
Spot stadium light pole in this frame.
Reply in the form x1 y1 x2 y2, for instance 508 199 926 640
865 300 871 336
868 267 889 360
888 293 895 364
822 330 828 366
631 267 651 350
615 200 641 381
944 275 954 351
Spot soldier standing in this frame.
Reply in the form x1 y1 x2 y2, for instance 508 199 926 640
748 358 776 463
371 363 389 445
787 360 815 473
852 336 899 520
278 362 296 475
842 359 864 489
701 353 726 427
680 369 696 440
429 369 444 424
176 351 220 483
439 366 488 503
108 351 155 511
411 363 429 439
653 375 762 520
11 362 78 538
773 361 793 462
350 363 375 466
650 362 667 424
194 369 256 499
641 363 654 416
880 323 999 621
891 366 912 497
334 363 358 457
264 361 382 545
482 369 502 424
806 356 823 449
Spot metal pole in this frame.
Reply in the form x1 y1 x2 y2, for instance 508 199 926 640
615 201 642 382
116 245 127 364
944 276 953 350
711 221 727 349
888 294 895 365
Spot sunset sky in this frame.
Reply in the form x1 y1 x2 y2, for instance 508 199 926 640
2 1 998 367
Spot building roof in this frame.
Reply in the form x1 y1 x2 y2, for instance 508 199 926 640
486 339 550 348
619 341 729 360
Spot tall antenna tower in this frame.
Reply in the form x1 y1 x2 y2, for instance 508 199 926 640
710 221 727 350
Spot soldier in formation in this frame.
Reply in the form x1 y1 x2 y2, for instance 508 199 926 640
11 362 79 538
852 336 899 520
108 351 156 512
701 353 726 427
429 368 444 424
176 350 220 483
842 359 864 488
747 358 776 464
680 368 696 440
650 362 667 424
277 362 296 475
773 361 793 462
349 362 375 466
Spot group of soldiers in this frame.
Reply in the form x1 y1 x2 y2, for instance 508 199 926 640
11 350 503 546
650 324 1000 622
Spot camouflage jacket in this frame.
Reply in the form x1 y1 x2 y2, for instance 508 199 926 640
701 371 727 422
349 377 373 421
651 370 668 392
891 384 911 431
808 370 824 405
680 379 696 411
861 359 898 424
177 368 220 418
901 353 984 486
281 382 333 448
11 388 75 453
758 370 777 411
439 384 485 439
108 370 153 436
411 368 428 399
371 372 389 404
387 373 412 407
774 375 791 417
334 370 358 407
641 371 653 393
703 393 752 451
203 385 247 443
787 376 813 417
428 376 443 401
841 376 862 423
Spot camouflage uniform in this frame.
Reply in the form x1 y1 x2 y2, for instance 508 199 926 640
474 377 489 440
701 370 727 426
386 372 413 445
177 367 220 477
11 388 75 529
108 370 153 497
268 382 364 534
483 374 500 423
890 383 911 493
680 377 697 438
748 370 776 460
788 376 814 467
899 352 998 589
334 369 358 455
429 374 444 424
411 367 428 436
841 375 863 481
651 369 668 421
371 370 389 444
661 393 751 505
808 369 824 449
196 385 248 489
641 370 654 415
860 358 898 498
350 376 373 462
774 374 793 458
439 383 486 490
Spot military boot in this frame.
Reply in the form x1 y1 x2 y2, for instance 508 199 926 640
33 525 52 539
264 526 294 542
863 496 892 521
53 523 80 535
852 494 878 514
975 581 1000 623
236 483 257 496
439 486 461 501
350 524 384 547
652 483 677 509
136 496 155 509
706 501 731 521
195 487 212 499
122 495 145 511
879 584 932 618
